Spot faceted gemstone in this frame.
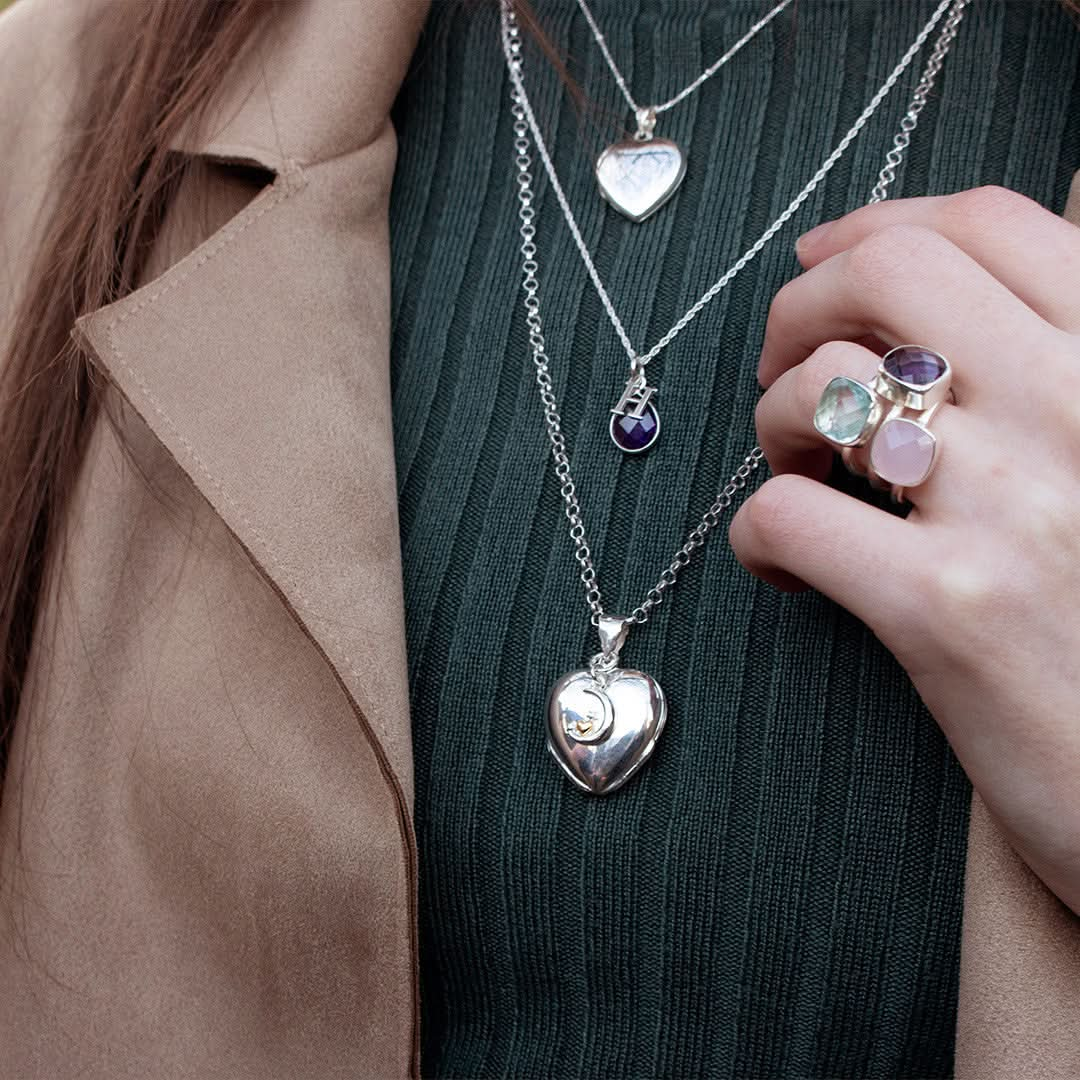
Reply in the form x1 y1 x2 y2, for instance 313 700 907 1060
870 417 937 486
883 346 947 387
610 403 659 452
813 376 873 445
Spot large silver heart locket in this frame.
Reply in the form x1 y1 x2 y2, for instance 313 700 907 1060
546 616 667 795
547 668 667 795
595 137 686 223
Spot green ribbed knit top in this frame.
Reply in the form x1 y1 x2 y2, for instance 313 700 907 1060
388 2 1080 1076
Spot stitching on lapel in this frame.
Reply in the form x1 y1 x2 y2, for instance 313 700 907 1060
105 158 307 333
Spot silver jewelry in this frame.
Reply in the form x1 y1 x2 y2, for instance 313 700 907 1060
815 345 954 504
579 0 794 221
547 615 667 794
508 0 967 454
501 0 970 795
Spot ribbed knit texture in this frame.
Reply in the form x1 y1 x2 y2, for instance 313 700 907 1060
388 2 1080 1077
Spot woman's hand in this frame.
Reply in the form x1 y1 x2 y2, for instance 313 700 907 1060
728 186 1080 915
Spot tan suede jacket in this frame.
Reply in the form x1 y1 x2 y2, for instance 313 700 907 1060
0 1 1077 1077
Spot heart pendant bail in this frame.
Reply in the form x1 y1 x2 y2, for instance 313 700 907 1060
633 106 657 141
597 614 632 663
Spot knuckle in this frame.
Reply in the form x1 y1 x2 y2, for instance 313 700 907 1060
794 361 824 418
945 184 1037 232
741 474 806 551
766 275 803 332
796 341 857 412
753 390 771 436
917 545 1025 663
845 223 940 293
1021 479 1079 569
929 556 998 622
890 554 996 670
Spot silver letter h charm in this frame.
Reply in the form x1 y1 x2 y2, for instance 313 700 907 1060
609 364 660 453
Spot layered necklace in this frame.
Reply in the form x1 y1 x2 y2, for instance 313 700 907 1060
580 0 795 221
498 0 970 795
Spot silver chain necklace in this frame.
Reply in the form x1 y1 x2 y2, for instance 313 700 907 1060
579 0 795 221
508 0 966 456
500 0 970 795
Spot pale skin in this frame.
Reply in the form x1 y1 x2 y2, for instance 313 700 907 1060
727 185 1080 917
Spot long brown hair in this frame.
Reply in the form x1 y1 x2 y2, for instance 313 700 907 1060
0 0 266 804
0 0 1078 809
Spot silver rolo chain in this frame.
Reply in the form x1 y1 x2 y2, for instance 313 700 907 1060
503 0 969 627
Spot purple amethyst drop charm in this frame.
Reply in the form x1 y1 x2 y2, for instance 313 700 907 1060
609 364 660 453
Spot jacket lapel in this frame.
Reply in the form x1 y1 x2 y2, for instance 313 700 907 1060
71 0 430 808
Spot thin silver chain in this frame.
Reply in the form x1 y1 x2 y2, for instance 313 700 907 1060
577 0 794 119
508 0 963 374
502 0 969 627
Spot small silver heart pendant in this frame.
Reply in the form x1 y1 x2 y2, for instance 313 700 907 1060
547 666 667 795
595 137 687 223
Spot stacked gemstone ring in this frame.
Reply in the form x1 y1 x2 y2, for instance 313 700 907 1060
813 344 953 504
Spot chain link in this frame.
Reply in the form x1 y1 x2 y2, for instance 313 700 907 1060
502 0 968 627
870 1 968 202
576 0 794 120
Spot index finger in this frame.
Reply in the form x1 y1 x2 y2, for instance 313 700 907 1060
794 186 1080 333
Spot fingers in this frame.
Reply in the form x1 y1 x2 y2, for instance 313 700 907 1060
754 339 1007 518
755 340 881 480
736 187 1080 647
795 187 1080 333
758 223 1060 392
728 472 914 632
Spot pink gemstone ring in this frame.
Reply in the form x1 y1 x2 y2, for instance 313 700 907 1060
813 345 953 504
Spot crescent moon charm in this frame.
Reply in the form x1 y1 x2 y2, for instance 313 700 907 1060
557 681 616 743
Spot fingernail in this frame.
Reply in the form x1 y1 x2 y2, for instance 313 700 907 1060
796 220 834 254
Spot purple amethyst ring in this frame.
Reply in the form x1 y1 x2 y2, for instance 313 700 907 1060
813 345 953 504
